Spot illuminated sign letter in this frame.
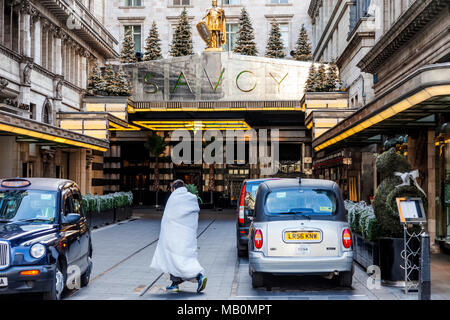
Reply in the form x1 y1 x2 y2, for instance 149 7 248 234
144 73 159 94
236 70 257 93
269 72 289 94
173 71 193 94
204 68 225 93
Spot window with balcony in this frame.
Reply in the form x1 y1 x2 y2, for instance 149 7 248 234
349 0 372 34
124 0 142 6
172 0 190 6
124 25 142 53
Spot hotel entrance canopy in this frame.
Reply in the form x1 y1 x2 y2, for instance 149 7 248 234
0 110 109 152
312 63 450 152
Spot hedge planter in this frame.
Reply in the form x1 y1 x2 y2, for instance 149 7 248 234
89 209 115 229
115 207 132 221
352 234 379 269
379 237 419 284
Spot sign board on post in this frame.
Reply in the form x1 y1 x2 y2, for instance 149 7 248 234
396 197 426 224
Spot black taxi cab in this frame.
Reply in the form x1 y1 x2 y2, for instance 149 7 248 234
0 178 92 299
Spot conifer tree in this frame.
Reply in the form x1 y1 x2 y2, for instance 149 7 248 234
233 7 258 56
87 63 106 95
293 24 312 61
115 66 132 96
315 63 328 92
143 21 162 61
103 64 118 96
170 8 193 57
120 28 137 63
325 59 340 92
265 20 285 59
305 63 318 92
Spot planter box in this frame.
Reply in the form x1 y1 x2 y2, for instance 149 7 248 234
115 207 132 221
89 209 115 229
379 237 419 283
352 234 380 269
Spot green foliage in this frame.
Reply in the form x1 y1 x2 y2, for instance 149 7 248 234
293 24 312 61
170 8 193 57
144 133 168 158
233 7 258 56
185 184 203 204
265 20 285 59
82 192 133 213
115 66 132 96
325 59 340 92
144 21 162 61
101 64 132 96
372 148 427 238
120 28 137 63
345 200 380 241
305 63 318 92
87 63 106 95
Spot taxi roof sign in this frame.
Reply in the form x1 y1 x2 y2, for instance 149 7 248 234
1 179 31 188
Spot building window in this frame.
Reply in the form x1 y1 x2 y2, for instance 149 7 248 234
270 0 289 4
279 23 289 52
224 0 241 4
124 25 142 53
124 0 141 6
225 23 238 51
172 0 190 5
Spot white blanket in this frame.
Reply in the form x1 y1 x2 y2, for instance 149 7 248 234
150 187 205 279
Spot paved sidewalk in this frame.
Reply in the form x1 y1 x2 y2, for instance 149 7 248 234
67 208 449 300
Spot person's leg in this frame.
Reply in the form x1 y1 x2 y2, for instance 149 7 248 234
196 273 207 293
166 274 183 292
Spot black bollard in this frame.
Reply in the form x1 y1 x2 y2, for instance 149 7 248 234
419 232 431 300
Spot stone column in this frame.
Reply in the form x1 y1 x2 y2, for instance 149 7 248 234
69 149 87 195
80 50 89 90
20 0 34 57
32 14 40 64
54 28 63 75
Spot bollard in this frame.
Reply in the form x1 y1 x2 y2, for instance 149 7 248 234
419 232 431 300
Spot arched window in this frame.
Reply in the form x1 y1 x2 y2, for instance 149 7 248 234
42 100 52 124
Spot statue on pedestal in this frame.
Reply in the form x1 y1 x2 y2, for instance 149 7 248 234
197 0 226 51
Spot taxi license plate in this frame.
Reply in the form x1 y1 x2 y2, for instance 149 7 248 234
284 231 320 242
0 277 7 287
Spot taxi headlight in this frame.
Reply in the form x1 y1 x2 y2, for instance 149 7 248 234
30 243 46 259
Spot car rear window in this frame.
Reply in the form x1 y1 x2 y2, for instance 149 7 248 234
264 188 336 216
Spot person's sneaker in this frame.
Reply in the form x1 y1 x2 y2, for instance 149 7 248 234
197 275 207 293
166 283 180 292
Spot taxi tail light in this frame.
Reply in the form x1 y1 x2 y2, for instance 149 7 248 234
254 229 263 249
343 228 352 249
238 184 246 224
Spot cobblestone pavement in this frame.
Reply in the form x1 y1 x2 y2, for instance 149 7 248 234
67 209 444 300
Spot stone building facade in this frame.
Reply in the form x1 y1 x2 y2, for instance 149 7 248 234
104 0 312 59
0 0 115 194
309 0 450 249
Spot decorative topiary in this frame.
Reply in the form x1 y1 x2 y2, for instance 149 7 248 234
293 24 312 61
120 28 137 63
265 20 285 59
233 7 258 56
170 8 193 57
144 21 163 61
87 63 106 96
372 148 426 238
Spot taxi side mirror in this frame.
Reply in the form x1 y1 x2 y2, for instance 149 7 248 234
62 213 81 225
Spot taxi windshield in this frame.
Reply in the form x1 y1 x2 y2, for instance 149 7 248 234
265 188 336 216
0 190 57 223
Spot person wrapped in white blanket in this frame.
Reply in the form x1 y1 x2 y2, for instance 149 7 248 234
150 179 207 293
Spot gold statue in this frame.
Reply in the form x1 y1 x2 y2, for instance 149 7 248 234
197 0 226 51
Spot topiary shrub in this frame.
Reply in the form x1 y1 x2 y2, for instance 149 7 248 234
373 148 426 238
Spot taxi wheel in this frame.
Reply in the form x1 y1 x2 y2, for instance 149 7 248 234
252 272 265 288
43 262 66 300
